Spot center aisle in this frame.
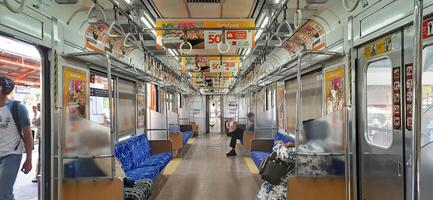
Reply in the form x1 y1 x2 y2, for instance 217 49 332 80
153 134 260 200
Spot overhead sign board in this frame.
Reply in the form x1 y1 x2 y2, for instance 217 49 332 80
156 20 255 50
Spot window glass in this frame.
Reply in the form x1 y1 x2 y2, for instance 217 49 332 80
366 59 393 148
301 71 323 121
118 79 136 136
89 74 112 127
285 79 297 132
422 46 433 146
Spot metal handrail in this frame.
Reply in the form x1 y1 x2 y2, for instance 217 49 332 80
297 152 345 156
62 155 114 159
412 1 423 199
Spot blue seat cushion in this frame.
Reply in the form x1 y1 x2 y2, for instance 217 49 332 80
131 142 153 168
250 151 270 168
125 166 160 181
273 132 295 145
115 134 153 171
142 152 173 171
182 131 193 144
115 141 134 172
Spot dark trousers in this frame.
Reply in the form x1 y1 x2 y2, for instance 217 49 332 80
227 128 243 149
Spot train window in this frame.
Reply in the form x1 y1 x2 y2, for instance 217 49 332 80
285 79 297 132
422 46 433 146
365 58 393 148
89 74 112 127
301 71 323 121
117 79 136 136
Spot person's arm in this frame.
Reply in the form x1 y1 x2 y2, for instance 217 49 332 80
21 126 33 174
17 104 32 174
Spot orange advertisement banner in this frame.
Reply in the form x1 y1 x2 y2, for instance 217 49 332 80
156 20 255 49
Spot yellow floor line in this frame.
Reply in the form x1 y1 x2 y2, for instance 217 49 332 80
188 138 196 144
163 158 183 175
244 157 259 174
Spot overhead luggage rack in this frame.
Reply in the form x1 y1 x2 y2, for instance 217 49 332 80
260 50 344 86
63 51 155 83
233 50 344 95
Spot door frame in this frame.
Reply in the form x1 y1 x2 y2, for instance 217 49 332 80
355 31 406 200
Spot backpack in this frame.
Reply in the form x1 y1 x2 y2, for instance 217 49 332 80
11 101 24 150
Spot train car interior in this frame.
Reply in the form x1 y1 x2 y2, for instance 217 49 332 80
0 0 432 200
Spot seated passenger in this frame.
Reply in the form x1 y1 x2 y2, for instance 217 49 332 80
226 112 255 157
255 120 332 200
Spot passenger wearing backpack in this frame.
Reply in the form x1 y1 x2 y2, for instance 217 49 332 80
0 76 33 200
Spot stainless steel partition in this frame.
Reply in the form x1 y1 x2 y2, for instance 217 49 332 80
148 109 168 140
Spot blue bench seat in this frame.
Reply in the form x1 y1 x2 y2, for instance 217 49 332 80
250 151 270 168
250 132 295 168
115 134 173 181
182 130 193 144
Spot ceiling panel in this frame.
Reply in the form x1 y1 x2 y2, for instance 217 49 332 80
188 4 221 18
151 0 256 19
222 0 256 18
152 0 190 18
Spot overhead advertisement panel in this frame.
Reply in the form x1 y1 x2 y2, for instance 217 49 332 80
281 20 326 56
156 20 255 49
181 56 240 74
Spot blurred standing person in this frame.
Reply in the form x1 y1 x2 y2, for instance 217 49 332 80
0 76 33 200
31 103 41 183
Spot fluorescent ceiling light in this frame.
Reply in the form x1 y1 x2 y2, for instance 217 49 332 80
140 16 156 36
244 48 252 56
168 49 175 56
255 16 269 42
143 11 155 27
274 0 281 4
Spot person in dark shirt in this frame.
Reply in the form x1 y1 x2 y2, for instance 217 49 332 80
226 112 255 157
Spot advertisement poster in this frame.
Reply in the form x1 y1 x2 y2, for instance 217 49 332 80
156 20 255 49
277 82 285 131
85 24 137 59
137 94 146 129
325 66 345 114
257 89 266 112
182 56 240 74
63 67 87 118
282 20 326 56
209 57 240 73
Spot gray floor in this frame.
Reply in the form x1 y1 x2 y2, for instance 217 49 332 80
153 134 260 200
14 145 39 200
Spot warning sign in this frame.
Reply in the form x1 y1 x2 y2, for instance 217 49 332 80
423 17 433 39
364 36 393 59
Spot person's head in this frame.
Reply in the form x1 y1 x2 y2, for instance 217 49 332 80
247 112 255 122
37 103 41 111
302 119 330 141
0 76 15 100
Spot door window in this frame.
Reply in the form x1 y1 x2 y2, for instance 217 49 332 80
365 58 393 148
422 45 433 146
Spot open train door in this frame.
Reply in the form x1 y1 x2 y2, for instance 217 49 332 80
356 31 405 200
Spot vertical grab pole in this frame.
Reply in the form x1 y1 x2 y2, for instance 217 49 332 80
165 85 169 140
412 1 423 199
105 53 115 179
345 16 354 200
295 52 303 176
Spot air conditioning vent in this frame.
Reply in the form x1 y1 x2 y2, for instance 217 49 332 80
187 0 222 3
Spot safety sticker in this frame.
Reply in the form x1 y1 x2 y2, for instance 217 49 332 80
392 67 401 130
405 64 413 131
